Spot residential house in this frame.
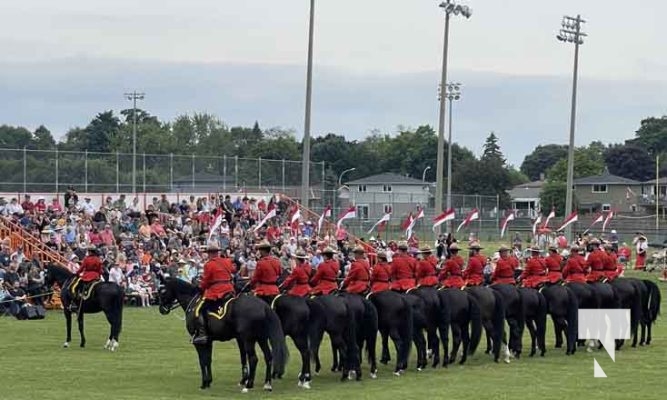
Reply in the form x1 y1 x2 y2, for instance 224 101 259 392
340 173 431 220
640 177 667 213
573 171 642 213
508 180 544 219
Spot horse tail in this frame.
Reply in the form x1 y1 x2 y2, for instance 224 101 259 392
400 296 414 361
345 303 360 370
266 307 289 377
491 289 505 360
115 285 124 336
467 295 482 356
362 298 378 364
565 286 579 346
306 299 325 355
643 280 661 323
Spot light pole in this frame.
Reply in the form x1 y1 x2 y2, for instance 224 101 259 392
435 1 471 234
125 91 145 195
422 166 431 182
445 82 461 224
334 167 356 219
557 15 586 239
301 0 316 209
338 167 356 187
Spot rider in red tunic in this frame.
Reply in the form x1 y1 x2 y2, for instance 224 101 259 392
193 244 236 344
439 243 465 289
370 251 392 293
586 239 606 283
520 246 548 288
416 246 439 287
492 245 516 285
71 246 103 310
251 241 281 301
342 246 371 295
463 242 485 286
280 250 312 297
544 245 564 284
310 247 340 295
390 241 417 292
602 243 619 281
563 244 587 283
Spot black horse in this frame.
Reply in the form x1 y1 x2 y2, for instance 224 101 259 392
410 286 445 367
464 285 505 362
367 290 414 375
44 264 123 351
540 284 579 355
270 294 314 388
640 279 661 345
518 287 548 357
437 288 482 365
490 284 525 361
609 278 643 348
158 278 288 393
307 294 361 381
338 292 378 379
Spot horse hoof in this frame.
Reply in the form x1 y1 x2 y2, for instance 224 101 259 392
263 383 272 392
370 372 377 379
80 343 85 348
380 359 389 365
504 359 511 364
393 372 401 377
586 348 593 353
241 388 249 393
417 367 423 372
104 340 111 350
63 342 69 348
302 381 311 389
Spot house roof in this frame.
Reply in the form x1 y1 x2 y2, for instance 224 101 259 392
507 180 544 201
643 177 667 185
573 171 640 186
346 172 426 186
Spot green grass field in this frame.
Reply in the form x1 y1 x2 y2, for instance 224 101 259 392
2 271 665 400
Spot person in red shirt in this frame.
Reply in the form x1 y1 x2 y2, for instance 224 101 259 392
310 247 340 295
251 241 281 302
439 243 465 288
34 197 47 213
544 245 564 284
280 250 312 297
492 245 516 285
602 243 619 281
463 242 485 286
390 241 417 292
415 246 439 287
370 251 392 293
342 246 371 295
70 246 103 310
563 244 587 283
586 239 606 283
193 244 237 344
520 246 548 289
21 195 34 213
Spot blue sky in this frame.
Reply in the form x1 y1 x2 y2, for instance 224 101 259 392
0 0 665 165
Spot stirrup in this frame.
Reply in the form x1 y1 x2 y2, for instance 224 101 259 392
191 332 209 345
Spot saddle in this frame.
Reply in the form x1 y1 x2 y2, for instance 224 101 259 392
69 278 101 301
192 294 235 320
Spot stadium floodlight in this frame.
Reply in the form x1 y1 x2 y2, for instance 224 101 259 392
124 91 145 195
557 14 587 240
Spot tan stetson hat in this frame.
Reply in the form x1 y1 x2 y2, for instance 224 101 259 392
352 245 366 254
293 249 308 260
570 244 580 251
498 244 510 252
419 246 433 254
322 247 338 255
177 259 188 264
255 240 272 250
529 245 541 252
205 243 220 252
397 241 409 250
548 244 558 251
449 243 460 251
590 238 601 245
376 250 388 259
468 242 483 250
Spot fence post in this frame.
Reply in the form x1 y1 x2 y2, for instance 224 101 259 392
55 147 59 194
170 153 174 192
496 194 500 237
258 157 262 188
116 151 120 193
223 154 227 192
23 147 27 193
234 156 239 189
192 154 195 189
477 195 482 236
321 161 326 211
142 153 146 192
281 159 286 193
84 150 88 192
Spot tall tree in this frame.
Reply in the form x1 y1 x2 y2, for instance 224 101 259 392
627 116 667 155
32 125 56 150
84 111 120 153
539 181 570 216
604 144 655 182
0 125 33 148
481 132 505 164
546 147 605 182
520 144 568 181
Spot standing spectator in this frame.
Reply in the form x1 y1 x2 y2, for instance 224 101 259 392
108 263 125 287
635 235 648 270
81 197 95 216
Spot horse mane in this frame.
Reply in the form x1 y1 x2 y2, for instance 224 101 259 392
47 263 74 283
170 277 200 296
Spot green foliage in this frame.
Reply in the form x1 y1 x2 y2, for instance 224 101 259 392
546 145 605 182
539 180 570 216
604 144 655 182
520 144 568 181
628 116 667 155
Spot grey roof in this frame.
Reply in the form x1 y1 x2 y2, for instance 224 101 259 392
507 180 544 200
346 172 426 186
643 177 667 185
573 172 640 186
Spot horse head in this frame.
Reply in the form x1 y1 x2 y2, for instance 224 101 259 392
44 264 73 289
158 278 198 315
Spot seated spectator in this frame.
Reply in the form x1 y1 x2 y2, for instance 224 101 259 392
127 276 150 307
1 280 27 316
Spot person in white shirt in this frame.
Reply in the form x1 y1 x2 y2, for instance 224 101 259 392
109 264 125 287
128 276 150 307
6 198 23 215
81 198 96 216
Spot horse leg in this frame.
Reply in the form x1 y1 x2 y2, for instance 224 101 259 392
429 325 441 368
646 319 653 345
64 309 72 348
508 318 522 359
459 325 470 365
258 339 273 391
294 334 312 388
330 338 340 372
242 340 259 392
330 334 349 382
526 319 537 357
449 324 461 365
639 319 647 346
236 338 248 387
104 311 115 351
552 315 563 348
77 312 86 348
439 321 450 367
380 329 391 364
195 343 212 390
412 329 427 372
482 321 493 354
365 330 377 380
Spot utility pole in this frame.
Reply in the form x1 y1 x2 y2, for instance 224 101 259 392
125 91 145 195
301 0 316 209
